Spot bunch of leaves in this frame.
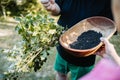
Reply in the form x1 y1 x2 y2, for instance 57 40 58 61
3 10 63 73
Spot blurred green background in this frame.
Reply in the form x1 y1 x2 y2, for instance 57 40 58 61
0 0 120 80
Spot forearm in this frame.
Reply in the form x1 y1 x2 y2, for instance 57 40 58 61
110 52 120 66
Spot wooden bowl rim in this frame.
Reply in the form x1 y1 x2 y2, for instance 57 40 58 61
59 16 116 53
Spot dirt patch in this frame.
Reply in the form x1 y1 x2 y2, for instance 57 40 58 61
0 20 19 49
0 29 13 37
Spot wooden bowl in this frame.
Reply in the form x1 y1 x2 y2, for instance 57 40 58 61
59 16 116 57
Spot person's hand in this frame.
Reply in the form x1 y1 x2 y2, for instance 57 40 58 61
100 38 117 58
100 38 120 65
96 38 116 58
40 0 56 11
40 0 60 15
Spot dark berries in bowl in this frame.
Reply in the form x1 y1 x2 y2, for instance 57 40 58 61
70 30 102 50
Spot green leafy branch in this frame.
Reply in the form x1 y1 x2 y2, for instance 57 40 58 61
6 10 64 72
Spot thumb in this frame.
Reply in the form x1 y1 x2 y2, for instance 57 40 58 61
100 37 114 50
100 37 110 46
49 0 55 4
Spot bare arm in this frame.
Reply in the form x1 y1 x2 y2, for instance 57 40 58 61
40 0 61 16
112 0 120 32
101 38 120 66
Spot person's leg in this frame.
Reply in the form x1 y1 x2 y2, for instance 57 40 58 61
56 72 68 80
69 64 94 80
54 53 69 80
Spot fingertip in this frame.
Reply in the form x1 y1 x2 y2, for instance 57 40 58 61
100 37 103 41
100 37 106 41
